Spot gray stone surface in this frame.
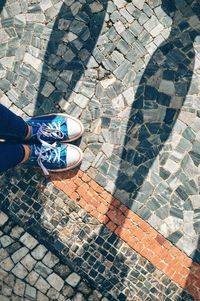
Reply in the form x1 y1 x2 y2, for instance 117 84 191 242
0 212 8 226
0 185 193 301
0 0 199 299
19 233 38 250
46 273 64 291
66 273 81 288
0 213 110 300
42 252 59 268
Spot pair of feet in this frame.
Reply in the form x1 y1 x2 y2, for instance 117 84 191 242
23 114 84 175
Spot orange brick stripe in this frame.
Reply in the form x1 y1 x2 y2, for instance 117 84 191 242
51 170 200 300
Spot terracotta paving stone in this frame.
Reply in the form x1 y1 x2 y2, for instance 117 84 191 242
51 170 200 300
0 168 197 300
1 0 200 299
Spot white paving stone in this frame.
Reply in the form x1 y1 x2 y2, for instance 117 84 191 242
144 15 160 32
40 0 52 11
74 94 89 109
0 249 9 261
123 87 134 106
151 23 164 37
42 251 59 268
13 279 25 297
10 226 24 239
102 143 114 158
26 13 46 23
114 21 126 34
113 0 126 8
132 0 145 10
120 8 134 23
26 271 40 286
0 212 8 226
11 247 29 264
100 75 116 89
0 235 14 247
23 53 42 70
112 94 125 110
31 245 48 260
190 195 200 210
47 273 64 291
25 284 37 300
66 273 81 287
35 276 50 294
164 159 180 173
12 263 28 279
20 233 38 250
0 57 15 69
0 257 14 272
34 262 52 278
21 254 37 271
47 287 59 299
37 291 49 301
0 29 9 43
159 80 175 95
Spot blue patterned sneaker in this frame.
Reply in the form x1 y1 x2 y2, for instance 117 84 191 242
26 114 84 145
24 143 83 175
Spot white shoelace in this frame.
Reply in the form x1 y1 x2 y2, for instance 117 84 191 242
34 143 61 176
36 122 65 147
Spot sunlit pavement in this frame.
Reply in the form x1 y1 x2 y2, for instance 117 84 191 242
0 0 200 300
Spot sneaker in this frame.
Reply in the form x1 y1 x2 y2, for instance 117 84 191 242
26 114 84 145
24 143 83 175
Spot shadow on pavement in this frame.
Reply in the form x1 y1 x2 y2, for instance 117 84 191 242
0 0 200 300
83 0 200 298
111 0 200 298
34 0 107 116
179 236 200 300
0 0 106 227
54 0 200 298
0 0 6 13
115 0 200 208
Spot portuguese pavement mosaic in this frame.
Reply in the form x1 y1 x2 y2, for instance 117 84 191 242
0 0 200 300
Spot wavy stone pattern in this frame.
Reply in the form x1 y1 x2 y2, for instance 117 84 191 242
0 180 194 300
0 0 200 262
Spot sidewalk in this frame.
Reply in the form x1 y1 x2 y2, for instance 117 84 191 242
0 0 200 300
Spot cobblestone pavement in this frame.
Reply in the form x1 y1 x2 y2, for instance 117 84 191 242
0 211 105 301
0 0 200 300
0 200 194 301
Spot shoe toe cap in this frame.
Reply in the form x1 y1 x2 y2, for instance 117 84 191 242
67 118 83 140
66 145 83 168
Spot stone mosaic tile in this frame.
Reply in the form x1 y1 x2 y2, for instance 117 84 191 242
0 0 200 291
0 211 104 301
0 169 196 300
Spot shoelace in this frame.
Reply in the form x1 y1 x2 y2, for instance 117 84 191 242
34 143 61 176
36 122 65 147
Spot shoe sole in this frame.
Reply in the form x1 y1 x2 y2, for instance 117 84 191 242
47 144 83 173
27 113 84 142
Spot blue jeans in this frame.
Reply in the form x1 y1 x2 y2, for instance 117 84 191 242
0 104 28 173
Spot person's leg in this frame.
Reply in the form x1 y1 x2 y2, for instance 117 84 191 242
0 104 29 140
0 142 26 173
